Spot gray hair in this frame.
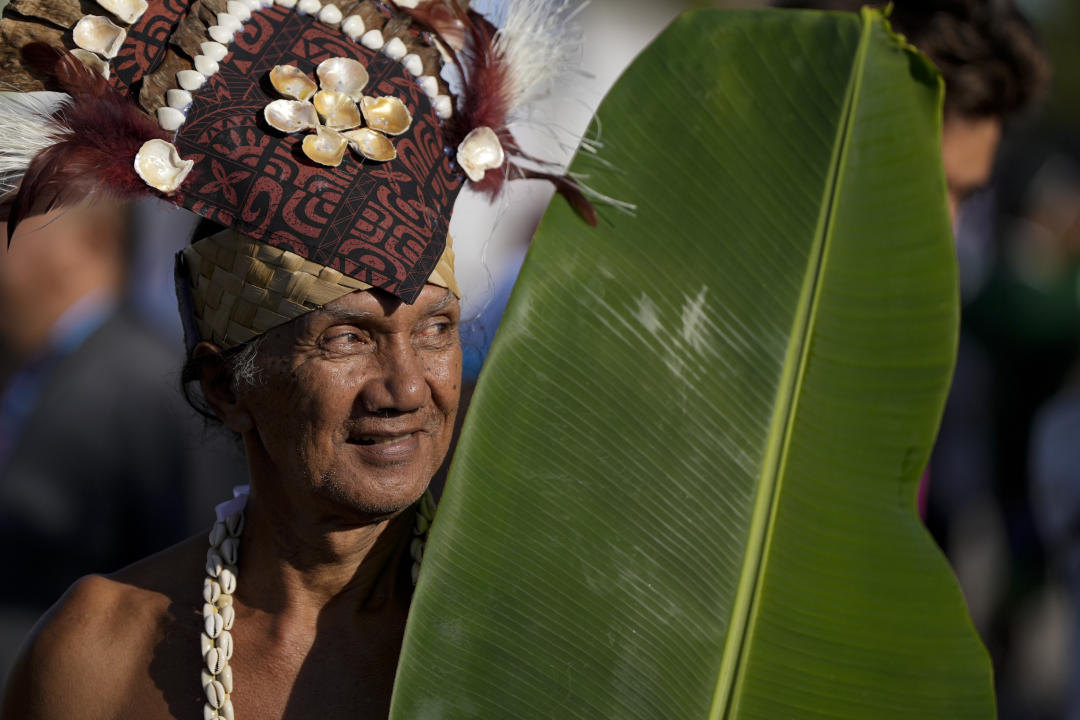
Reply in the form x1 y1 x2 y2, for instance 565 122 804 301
229 335 264 390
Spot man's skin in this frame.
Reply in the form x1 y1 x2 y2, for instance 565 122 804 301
1 283 463 719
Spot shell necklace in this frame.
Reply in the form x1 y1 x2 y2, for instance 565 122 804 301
199 486 436 720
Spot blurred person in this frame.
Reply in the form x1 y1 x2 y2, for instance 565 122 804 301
772 1 1052 716
0 197 243 683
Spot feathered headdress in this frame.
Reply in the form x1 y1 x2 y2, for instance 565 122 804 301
0 0 594 302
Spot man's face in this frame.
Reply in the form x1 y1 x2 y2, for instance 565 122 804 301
239 283 462 519
941 114 1003 223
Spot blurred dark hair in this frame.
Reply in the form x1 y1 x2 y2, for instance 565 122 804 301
771 0 1051 119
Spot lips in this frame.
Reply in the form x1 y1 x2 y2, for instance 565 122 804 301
346 428 428 464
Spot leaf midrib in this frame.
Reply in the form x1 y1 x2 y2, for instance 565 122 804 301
707 11 875 720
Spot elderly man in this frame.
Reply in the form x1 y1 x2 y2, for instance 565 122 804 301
0 0 589 716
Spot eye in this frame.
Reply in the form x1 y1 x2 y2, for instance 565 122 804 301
416 317 457 344
320 326 372 352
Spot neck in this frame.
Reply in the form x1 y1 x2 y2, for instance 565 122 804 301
237 487 416 622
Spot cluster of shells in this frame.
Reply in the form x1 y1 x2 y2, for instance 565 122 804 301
264 58 412 167
201 509 244 720
70 0 150 78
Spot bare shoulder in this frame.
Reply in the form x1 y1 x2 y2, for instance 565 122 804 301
1 535 207 720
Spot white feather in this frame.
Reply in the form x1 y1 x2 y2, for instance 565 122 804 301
0 91 69 198
478 0 584 120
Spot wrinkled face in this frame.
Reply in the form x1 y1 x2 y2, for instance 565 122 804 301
240 283 462 518
941 114 1003 223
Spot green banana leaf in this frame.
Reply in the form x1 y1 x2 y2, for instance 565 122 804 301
393 8 995 719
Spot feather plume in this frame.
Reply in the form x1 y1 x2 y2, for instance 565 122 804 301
0 91 68 198
6 45 168 242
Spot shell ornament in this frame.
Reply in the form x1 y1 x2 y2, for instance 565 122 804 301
263 58 411 167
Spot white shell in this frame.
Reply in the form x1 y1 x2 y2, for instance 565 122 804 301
394 0 419 6
243 0 260 10
200 632 213 657
194 55 219 76
202 602 216 619
382 37 406 60
219 664 234 693
201 41 229 62
316 57 368 102
219 567 237 594
226 511 244 537
221 604 236 631
312 90 362 130
157 106 185 131
96 0 148 25
274 0 297 7
71 49 110 79
216 12 242 33
205 612 224 639
73 15 126 59
317 4 341 25
341 14 364 40
208 25 234 43
269 65 316 101
203 703 216 720
203 578 221 604
205 647 226 674
217 631 234 660
263 99 319 133
302 126 349 166
208 521 227 547
177 69 206 90
204 679 226 709
343 128 396 162
360 95 411 136
220 698 235 720
225 0 250 20
457 126 505 182
297 0 319 13
220 536 239 565
417 75 437 99
433 95 452 119
360 29 383 50
205 550 223 577
133 139 193 194
401 52 423 77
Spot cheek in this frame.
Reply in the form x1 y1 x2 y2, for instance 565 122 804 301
426 345 462 417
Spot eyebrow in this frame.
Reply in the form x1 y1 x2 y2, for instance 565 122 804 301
421 288 455 315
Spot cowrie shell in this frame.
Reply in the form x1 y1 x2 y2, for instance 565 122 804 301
208 25 234 44
221 604 236 630
200 632 213 657
418 75 437 99
410 537 424 561
157 106 185 132
383 37 406 60
220 537 239 565
215 12 242 32
433 95 452 119
401 53 422 77
297 0 319 12
220 698 235 720
216 630 234 660
178 69 206 91
205 646 226 674
225 0 250 20
194 55 219 77
202 602 217 620
167 89 192 110
360 29 383 49
205 550 223 578
204 679 226 709
219 663 234 693
225 511 244 537
341 14 364 39
218 567 237 595
205 612 224 639
200 42 228 63
203 702 217 720
203 578 221 604
318 4 341 25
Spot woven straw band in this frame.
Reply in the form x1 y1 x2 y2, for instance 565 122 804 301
182 229 460 350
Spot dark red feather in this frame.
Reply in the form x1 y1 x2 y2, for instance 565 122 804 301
7 46 169 243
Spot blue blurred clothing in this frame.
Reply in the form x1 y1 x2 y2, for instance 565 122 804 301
0 291 116 468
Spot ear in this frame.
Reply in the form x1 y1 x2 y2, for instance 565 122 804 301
194 341 254 433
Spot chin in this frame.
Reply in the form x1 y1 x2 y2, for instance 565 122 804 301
315 464 432 520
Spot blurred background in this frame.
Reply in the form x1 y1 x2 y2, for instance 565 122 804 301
2 1 1079 717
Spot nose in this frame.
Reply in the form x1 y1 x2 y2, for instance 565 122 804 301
360 336 428 414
